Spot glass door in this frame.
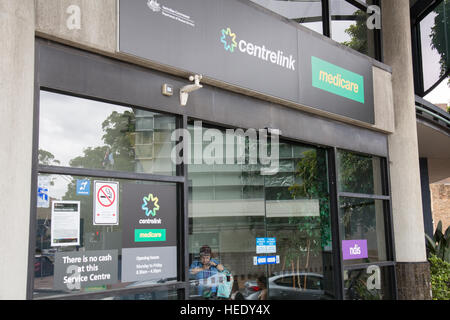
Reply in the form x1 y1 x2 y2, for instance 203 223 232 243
187 123 337 300
264 144 335 300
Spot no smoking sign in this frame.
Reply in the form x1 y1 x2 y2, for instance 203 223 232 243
94 181 119 225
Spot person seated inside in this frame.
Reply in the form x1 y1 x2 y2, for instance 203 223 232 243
189 245 224 298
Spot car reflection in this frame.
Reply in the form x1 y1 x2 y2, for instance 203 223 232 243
244 272 328 300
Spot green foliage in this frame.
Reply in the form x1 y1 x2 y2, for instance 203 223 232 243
38 149 60 166
70 146 110 169
63 110 137 204
288 149 332 254
429 254 450 300
337 151 374 194
337 151 377 239
344 269 382 300
447 105 450 114
425 221 450 263
68 110 136 172
349 280 382 300
342 10 369 56
430 0 450 80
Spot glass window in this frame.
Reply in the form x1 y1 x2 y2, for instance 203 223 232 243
419 0 449 93
330 0 378 59
34 173 178 299
188 125 335 300
337 151 384 195
338 197 387 265
265 145 334 300
249 0 323 34
344 265 394 300
39 91 177 176
106 289 182 300
336 149 393 299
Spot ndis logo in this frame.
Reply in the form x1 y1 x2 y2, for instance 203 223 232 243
220 27 296 71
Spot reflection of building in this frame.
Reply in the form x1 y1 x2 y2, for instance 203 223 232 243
133 110 176 175
2 0 449 301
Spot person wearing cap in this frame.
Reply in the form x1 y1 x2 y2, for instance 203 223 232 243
189 245 224 298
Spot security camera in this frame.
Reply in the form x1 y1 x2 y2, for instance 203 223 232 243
180 74 203 106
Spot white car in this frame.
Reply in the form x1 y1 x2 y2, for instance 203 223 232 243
245 272 326 300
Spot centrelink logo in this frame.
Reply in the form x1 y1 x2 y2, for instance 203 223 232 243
220 27 296 71
142 193 160 217
221 28 238 53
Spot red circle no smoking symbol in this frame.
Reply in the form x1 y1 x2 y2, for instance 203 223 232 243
97 185 116 208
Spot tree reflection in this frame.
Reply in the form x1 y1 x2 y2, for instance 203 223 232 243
69 110 136 171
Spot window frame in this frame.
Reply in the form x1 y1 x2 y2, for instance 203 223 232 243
28 39 395 300
28 87 191 300
332 147 397 300
411 0 450 97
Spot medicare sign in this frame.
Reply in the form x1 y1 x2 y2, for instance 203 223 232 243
312 56 365 104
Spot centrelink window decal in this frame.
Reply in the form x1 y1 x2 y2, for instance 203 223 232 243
142 194 160 217
220 27 296 71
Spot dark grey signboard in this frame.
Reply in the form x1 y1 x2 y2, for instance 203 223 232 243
121 183 177 249
54 250 118 291
121 183 178 283
119 0 374 124
298 31 374 124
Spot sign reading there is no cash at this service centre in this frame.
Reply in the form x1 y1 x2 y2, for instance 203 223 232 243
119 0 375 124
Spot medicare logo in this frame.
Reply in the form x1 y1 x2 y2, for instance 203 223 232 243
220 27 296 71
141 194 160 217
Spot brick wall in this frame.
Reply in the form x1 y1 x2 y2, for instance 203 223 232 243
430 183 450 232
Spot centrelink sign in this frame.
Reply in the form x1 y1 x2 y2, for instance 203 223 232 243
119 0 374 124
220 27 297 71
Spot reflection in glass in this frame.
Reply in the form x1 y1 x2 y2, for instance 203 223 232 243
39 91 176 176
188 125 266 300
337 150 384 195
344 265 394 300
330 0 377 58
188 126 335 300
249 0 323 34
34 174 177 299
419 0 449 92
266 146 335 300
338 197 387 265
107 289 181 300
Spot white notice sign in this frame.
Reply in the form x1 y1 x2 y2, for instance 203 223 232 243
51 201 80 247
94 181 119 225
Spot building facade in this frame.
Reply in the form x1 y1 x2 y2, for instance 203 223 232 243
0 0 448 300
